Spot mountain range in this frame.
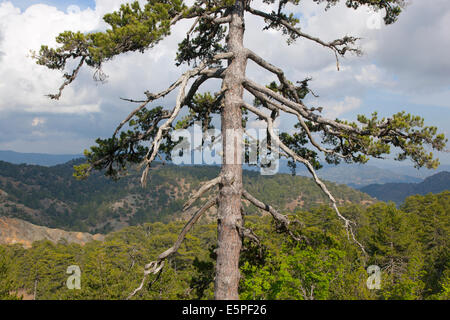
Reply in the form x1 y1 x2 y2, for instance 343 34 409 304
3 149 449 187
0 157 449 248
360 171 450 204
0 150 83 167
0 159 374 234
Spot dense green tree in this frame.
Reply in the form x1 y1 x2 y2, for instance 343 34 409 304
401 192 450 297
36 0 446 299
0 248 20 300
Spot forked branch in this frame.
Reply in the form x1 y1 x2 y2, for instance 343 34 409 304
246 86 349 160
242 102 366 254
114 53 232 139
138 54 232 186
242 189 305 243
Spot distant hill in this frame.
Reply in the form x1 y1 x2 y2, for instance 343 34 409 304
360 171 450 204
380 164 450 180
0 159 374 234
5 150 449 187
297 164 423 188
0 150 82 166
0 216 104 248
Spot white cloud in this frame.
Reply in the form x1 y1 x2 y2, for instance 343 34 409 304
25 103 101 114
322 96 362 119
0 2 101 114
355 64 394 87
0 0 449 156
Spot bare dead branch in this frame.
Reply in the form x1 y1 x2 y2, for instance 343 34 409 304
119 97 147 103
246 6 361 70
127 197 217 299
187 17 200 37
209 15 232 24
242 102 366 254
237 224 261 246
183 176 221 211
246 86 349 160
137 55 232 186
244 78 372 135
127 260 164 300
246 49 302 102
242 189 305 242
113 53 231 140
47 56 86 100
140 72 191 186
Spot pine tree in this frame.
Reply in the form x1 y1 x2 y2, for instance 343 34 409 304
35 0 446 299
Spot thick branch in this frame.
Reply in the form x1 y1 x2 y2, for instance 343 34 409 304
246 85 349 159
246 48 302 102
244 78 372 135
242 189 304 242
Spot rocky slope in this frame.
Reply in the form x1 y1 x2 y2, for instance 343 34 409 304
0 216 104 248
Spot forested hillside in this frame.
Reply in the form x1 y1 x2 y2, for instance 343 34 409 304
0 192 448 300
0 160 373 233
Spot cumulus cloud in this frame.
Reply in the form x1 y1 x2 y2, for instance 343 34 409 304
0 0 449 159
322 96 362 119
369 0 450 93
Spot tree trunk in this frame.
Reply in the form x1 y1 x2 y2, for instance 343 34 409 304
214 0 247 300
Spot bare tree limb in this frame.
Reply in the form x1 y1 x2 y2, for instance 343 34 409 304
237 225 261 246
242 102 366 254
140 72 192 186
137 54 232 186
244 78 378 135
183 176 221 211
113 53 231 139
246 49 302 102
202 14 232 24
246 6 361 70
127 197 218 299
242 189 306 243
246 86 349 160
187 17 201 37
47 56 86 100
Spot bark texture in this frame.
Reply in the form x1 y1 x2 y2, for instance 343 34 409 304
214 0 247 300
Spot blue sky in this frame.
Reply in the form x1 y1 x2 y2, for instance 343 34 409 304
0 0 449 168
8 0 95 11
